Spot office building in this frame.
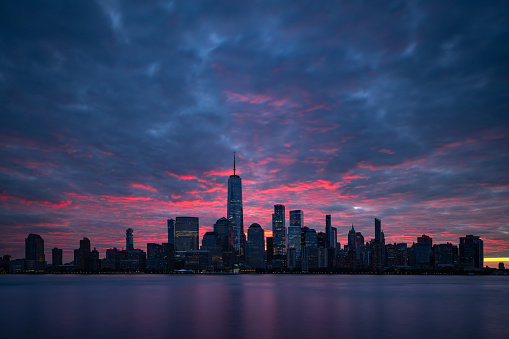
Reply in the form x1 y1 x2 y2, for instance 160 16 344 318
325 215 332 247
167 218 175 245
126 228 134 251
266 237 274 264
288 210 303 260
272 204 286 258
25 233 45 271
214 217 234 269
174 217 199 257
77 237 91 271
201 232 222 267
227 153 244 256
459 235 483 269
302 228 318 270
185 250 212 271
52 248 63 267
246 223 265 269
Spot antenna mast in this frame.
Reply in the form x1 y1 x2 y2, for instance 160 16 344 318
233 152 236 175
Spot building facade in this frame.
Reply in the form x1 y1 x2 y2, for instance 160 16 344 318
288 210 303 261
272 204 286 258
227 154 244 256
175 217 199 257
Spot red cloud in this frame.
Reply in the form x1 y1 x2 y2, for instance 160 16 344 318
166 171 198 180
379 148 395 154
131 184 158 192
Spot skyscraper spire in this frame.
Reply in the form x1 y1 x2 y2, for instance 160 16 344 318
227 152 243 256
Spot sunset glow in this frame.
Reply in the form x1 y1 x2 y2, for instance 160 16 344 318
0 0 508 264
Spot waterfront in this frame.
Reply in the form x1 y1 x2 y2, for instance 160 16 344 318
1 275 508 339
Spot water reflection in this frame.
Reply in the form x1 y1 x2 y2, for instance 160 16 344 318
0 275 508 339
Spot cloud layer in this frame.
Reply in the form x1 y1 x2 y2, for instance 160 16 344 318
1 0 508 262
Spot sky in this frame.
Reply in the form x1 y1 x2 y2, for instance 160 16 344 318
1 0 508 265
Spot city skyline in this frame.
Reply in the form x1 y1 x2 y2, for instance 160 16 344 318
1 1 508 266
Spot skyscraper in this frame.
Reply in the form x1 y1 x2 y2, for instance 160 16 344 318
272 204 286 258
126 228 134 251
303 228 318 270
227 153 244 255
25 233 45 271
325 214 331 248
459 235 483 269
372 218 385 269
247 223 265 269
214 217 234 268
174 217 199 257
288 210 303 260
167 218 175 245
52 248 62 267
77 237 91 271
375 218 381 242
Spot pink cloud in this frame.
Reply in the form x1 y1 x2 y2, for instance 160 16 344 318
379 148 395 154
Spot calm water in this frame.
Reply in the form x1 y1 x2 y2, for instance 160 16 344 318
1 274 508 339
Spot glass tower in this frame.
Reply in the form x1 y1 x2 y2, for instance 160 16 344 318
272 204 286 257
227 153 244 255
174 217 199 257
288 210 303 260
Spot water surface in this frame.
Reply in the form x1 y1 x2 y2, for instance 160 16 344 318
1 274 508 339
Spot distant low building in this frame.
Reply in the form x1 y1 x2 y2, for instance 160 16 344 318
184 250 211 271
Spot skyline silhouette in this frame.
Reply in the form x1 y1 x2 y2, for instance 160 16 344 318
1 1 508 265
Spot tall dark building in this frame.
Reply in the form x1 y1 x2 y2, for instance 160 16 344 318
167 218 175 245
52 248 63 267
375 218 381 242
433 243 458 268
325 215 332 247
347 225 356 250
25 233 45 271
227 153 244 255
247 223 265 269
214 217 234 268
288 210 303 260
174 217 199 257
126 228 134 251
166 218 175 265
372 218 385 269
459 235 483 269
302 228 318 270
412 234 433 268
272 204 286 257
77 237 91 271
417 234 433 246
266 237 274 264
201 231 222 265
146 243 171 271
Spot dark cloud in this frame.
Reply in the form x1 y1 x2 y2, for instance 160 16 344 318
1 0 508 261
